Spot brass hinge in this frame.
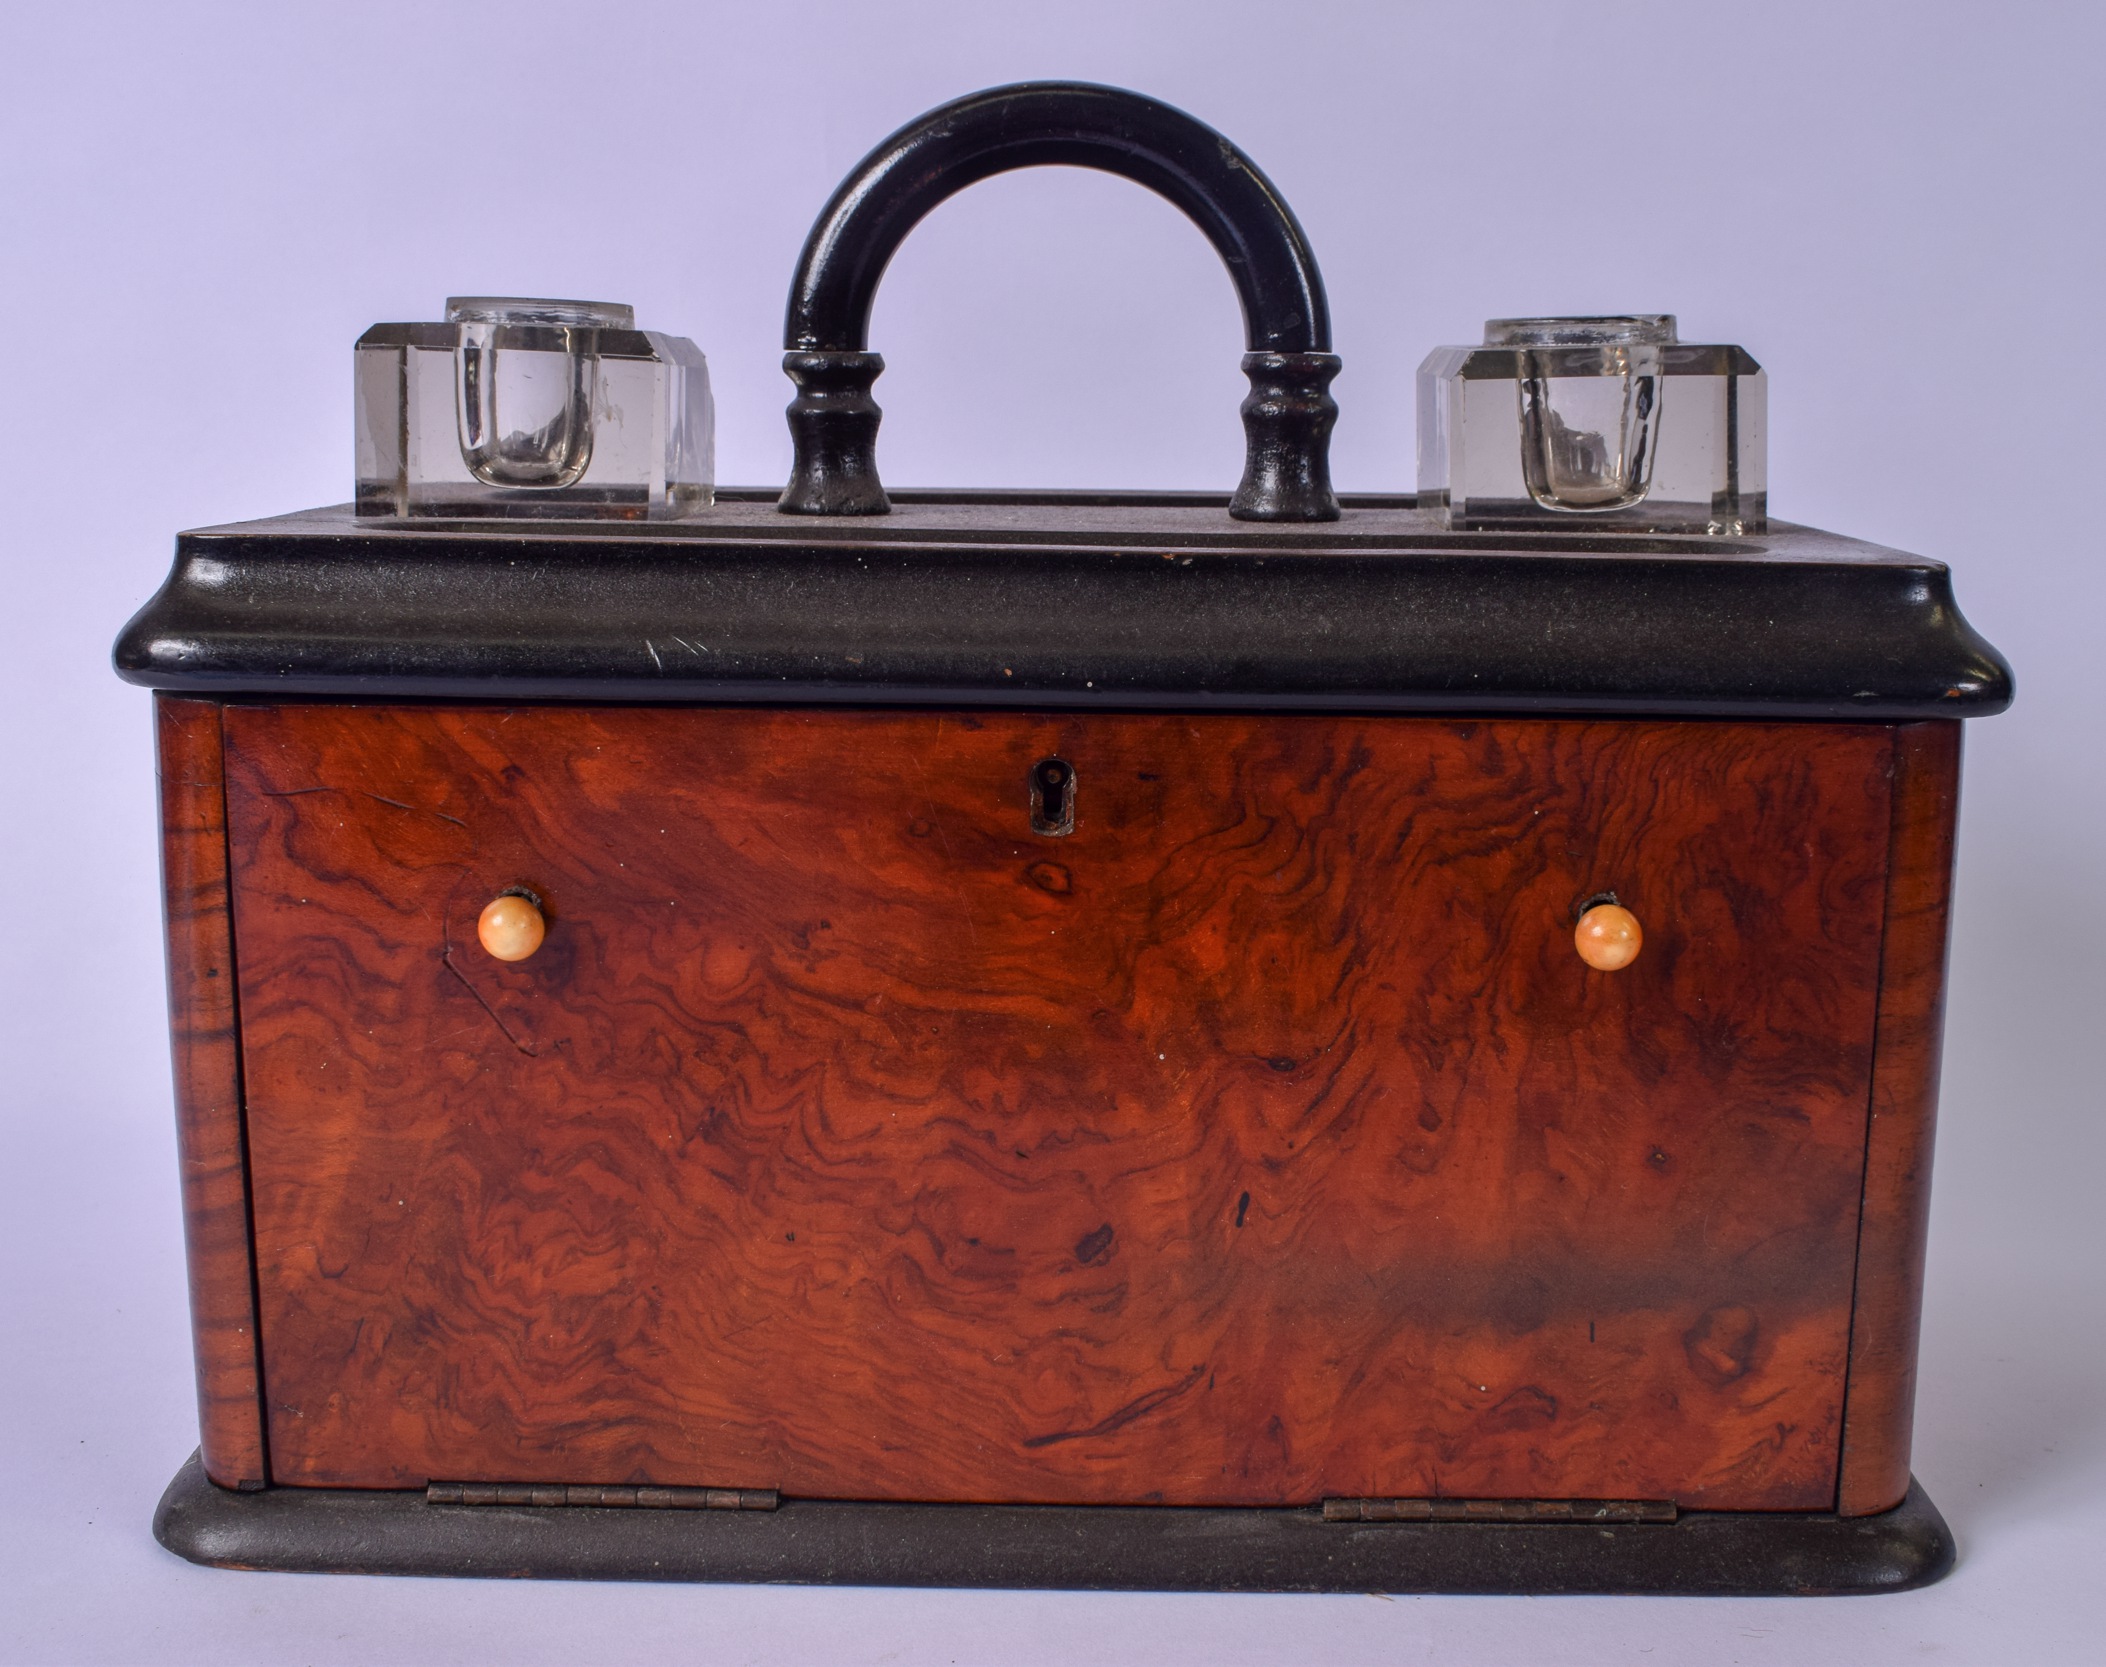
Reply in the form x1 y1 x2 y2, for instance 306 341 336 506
1323 1496 1676 1525
427 1481 779 1511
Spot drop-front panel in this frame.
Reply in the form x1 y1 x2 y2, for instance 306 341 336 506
221 705 1893 1509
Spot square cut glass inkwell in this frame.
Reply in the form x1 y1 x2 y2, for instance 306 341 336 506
1417 316 1764 535
355 298 714 519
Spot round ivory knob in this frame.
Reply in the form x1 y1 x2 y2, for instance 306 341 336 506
1574 902 1642 971
478 893 546 962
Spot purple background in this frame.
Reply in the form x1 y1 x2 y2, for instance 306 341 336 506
5 2 2103 1661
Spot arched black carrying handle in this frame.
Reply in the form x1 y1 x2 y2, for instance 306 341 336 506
777 81 1341 521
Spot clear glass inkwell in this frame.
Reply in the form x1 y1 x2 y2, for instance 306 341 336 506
355 298 714 519
1417 316 1764 534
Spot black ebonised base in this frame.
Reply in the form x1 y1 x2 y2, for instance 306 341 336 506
153 1454 1954 1595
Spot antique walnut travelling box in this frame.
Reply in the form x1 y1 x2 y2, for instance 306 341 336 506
120 84 2012 1593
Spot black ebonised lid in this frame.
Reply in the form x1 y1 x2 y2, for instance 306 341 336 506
113 490 2012 720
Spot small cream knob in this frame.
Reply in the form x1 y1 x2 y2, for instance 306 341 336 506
478 893 546 962
1575 902 1642 971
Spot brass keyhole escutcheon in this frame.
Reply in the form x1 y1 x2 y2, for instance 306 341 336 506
1030 757 1075 836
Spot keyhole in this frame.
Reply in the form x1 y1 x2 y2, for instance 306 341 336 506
1030 757 1075 836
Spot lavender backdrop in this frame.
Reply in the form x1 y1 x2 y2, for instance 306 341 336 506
4 2 2102 1661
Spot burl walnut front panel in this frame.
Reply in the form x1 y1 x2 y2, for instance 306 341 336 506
197 704 1909 1511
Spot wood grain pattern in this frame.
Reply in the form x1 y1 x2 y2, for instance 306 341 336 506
1838 722 1961 1515
156 695 269 1490
222 706 1896 1509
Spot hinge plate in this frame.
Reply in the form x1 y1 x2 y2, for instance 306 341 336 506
1323 1496 1676 1524
428 1482 778 1511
